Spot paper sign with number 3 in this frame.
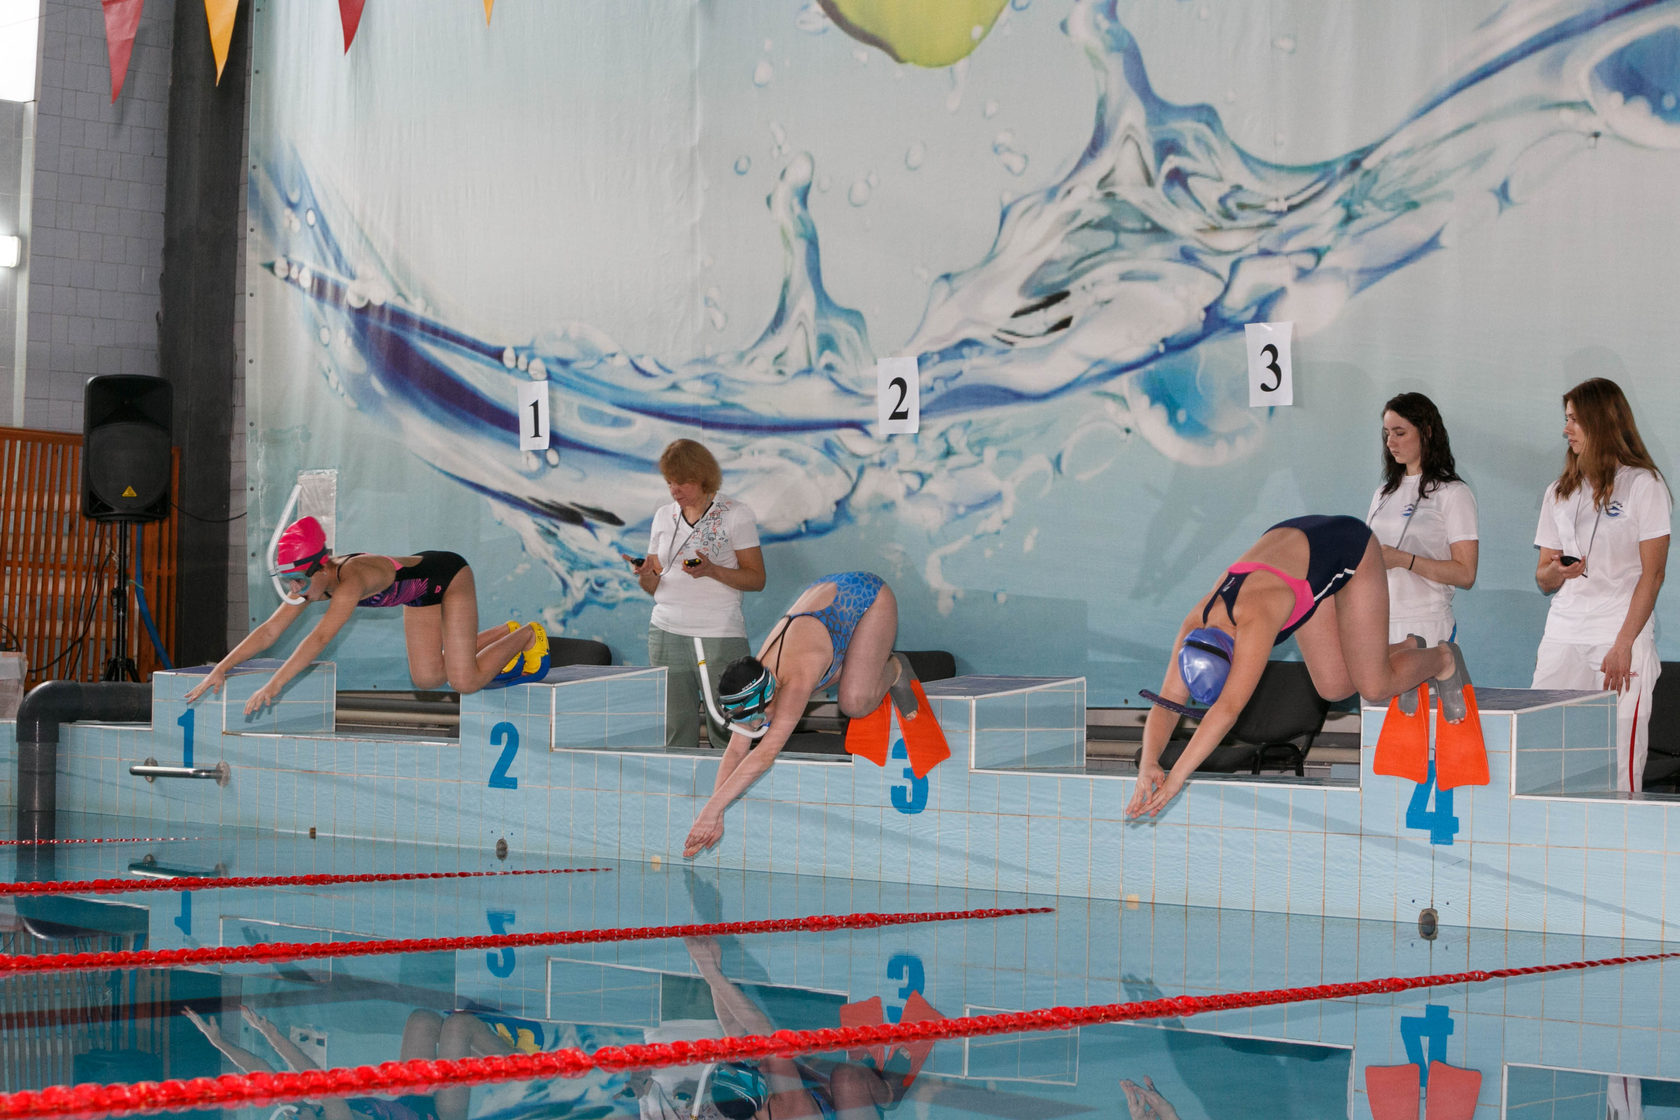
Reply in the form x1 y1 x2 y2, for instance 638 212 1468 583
877 356 920 435
1245 321 1294 407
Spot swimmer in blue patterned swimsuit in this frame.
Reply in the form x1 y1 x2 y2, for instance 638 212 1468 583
186 517 548 715
683 572 918 858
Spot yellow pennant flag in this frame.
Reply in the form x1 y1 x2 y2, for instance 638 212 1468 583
204 0 238 83
483 0 493 24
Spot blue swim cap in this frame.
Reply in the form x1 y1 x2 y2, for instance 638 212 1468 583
1178 627 1236 706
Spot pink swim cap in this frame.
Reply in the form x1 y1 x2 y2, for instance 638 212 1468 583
274 516 329 576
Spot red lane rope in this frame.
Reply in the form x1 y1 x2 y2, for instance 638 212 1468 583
0 906 1052 977
0 837 196 846
0 866 611 897
2 946 1673 1120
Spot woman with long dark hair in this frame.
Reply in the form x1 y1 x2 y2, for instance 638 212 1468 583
1366 392 1478 643
1533 378 1671 792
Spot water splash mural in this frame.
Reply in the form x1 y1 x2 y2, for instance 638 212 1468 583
248 0 1680 696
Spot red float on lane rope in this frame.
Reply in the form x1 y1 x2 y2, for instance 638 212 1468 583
0 837 196 846
0 945 1673 1120
0 906 1053 976
0 866 611 897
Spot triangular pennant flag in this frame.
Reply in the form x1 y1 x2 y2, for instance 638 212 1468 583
102 0 145 103
338 0 365 52
204 0 238 83
483 0 494 24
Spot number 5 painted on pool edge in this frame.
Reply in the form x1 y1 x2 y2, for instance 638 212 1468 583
486 910 516 977
489 722 519 789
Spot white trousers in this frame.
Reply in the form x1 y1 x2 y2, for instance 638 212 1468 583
1388 613 1455 646
1531 635 1660 793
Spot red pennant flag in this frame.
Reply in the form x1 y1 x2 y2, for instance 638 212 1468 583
204 0 238 83
339 0 366 52
101 0 145 103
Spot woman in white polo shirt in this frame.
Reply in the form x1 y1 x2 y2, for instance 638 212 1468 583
1367 392 1479 644
1533 378 1672 792
627 439 766 750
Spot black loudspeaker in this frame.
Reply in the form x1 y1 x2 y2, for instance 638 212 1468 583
83 375 172 523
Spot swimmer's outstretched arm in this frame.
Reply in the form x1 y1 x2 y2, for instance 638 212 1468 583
242 593 360 716
684 672 817 858
1125 617 1271 820
183 598 308 702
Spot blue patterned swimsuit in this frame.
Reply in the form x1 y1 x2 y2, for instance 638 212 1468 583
784 571 884 689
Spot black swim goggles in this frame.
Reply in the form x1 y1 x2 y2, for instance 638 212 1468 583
718 669 776 730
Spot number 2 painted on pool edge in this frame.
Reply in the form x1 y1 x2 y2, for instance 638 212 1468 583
489 722 519 789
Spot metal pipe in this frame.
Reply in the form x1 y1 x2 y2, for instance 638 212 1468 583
130 759 230 786
16 681 151 842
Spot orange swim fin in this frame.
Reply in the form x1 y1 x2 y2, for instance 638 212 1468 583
838 996 889 1067
1373 689 1430 783
1433 685 1489 790
844 697 892 767
1425 1062 1482 1120
885 990 945 1087
896 680 950 778
1364 1064 1421 1120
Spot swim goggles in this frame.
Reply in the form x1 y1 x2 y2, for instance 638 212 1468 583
718 668 776 731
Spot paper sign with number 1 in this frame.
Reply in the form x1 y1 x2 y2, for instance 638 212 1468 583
877 356 920 435
1245 321 1293 407
517 381 549 452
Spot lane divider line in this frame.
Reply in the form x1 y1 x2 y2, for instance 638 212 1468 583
0 866 612 897
0 906 1054 977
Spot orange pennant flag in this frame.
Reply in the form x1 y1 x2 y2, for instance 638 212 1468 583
339 0 366 52
483 0 494 24
102 0 145 103
204 0 238 83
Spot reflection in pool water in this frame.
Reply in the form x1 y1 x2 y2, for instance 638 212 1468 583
2 817 1677 1119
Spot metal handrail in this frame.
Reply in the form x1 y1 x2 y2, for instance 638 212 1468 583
130 758 230 786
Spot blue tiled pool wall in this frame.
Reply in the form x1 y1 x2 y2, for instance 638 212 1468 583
8 831 1680 1120
6 670 1679 941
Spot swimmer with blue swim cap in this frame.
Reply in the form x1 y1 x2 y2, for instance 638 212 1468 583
1128 515 1472 820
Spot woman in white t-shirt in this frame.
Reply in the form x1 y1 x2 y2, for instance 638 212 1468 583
626 440 766 750
1533 378 1672 792
1366 392 1479 645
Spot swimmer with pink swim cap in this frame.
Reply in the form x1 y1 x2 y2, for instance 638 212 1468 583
185 516 550 716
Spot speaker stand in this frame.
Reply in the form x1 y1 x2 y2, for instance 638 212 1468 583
103 522 139 682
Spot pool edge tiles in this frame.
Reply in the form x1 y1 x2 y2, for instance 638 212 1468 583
12 670 1680 940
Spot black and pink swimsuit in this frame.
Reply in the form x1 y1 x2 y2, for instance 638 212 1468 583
342 551 468 608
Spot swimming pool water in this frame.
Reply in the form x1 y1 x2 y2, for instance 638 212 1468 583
0 814 1676 1119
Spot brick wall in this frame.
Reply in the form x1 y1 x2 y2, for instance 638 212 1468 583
23 0 175 431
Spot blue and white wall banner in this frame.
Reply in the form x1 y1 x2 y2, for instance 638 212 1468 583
246 0 1680 702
